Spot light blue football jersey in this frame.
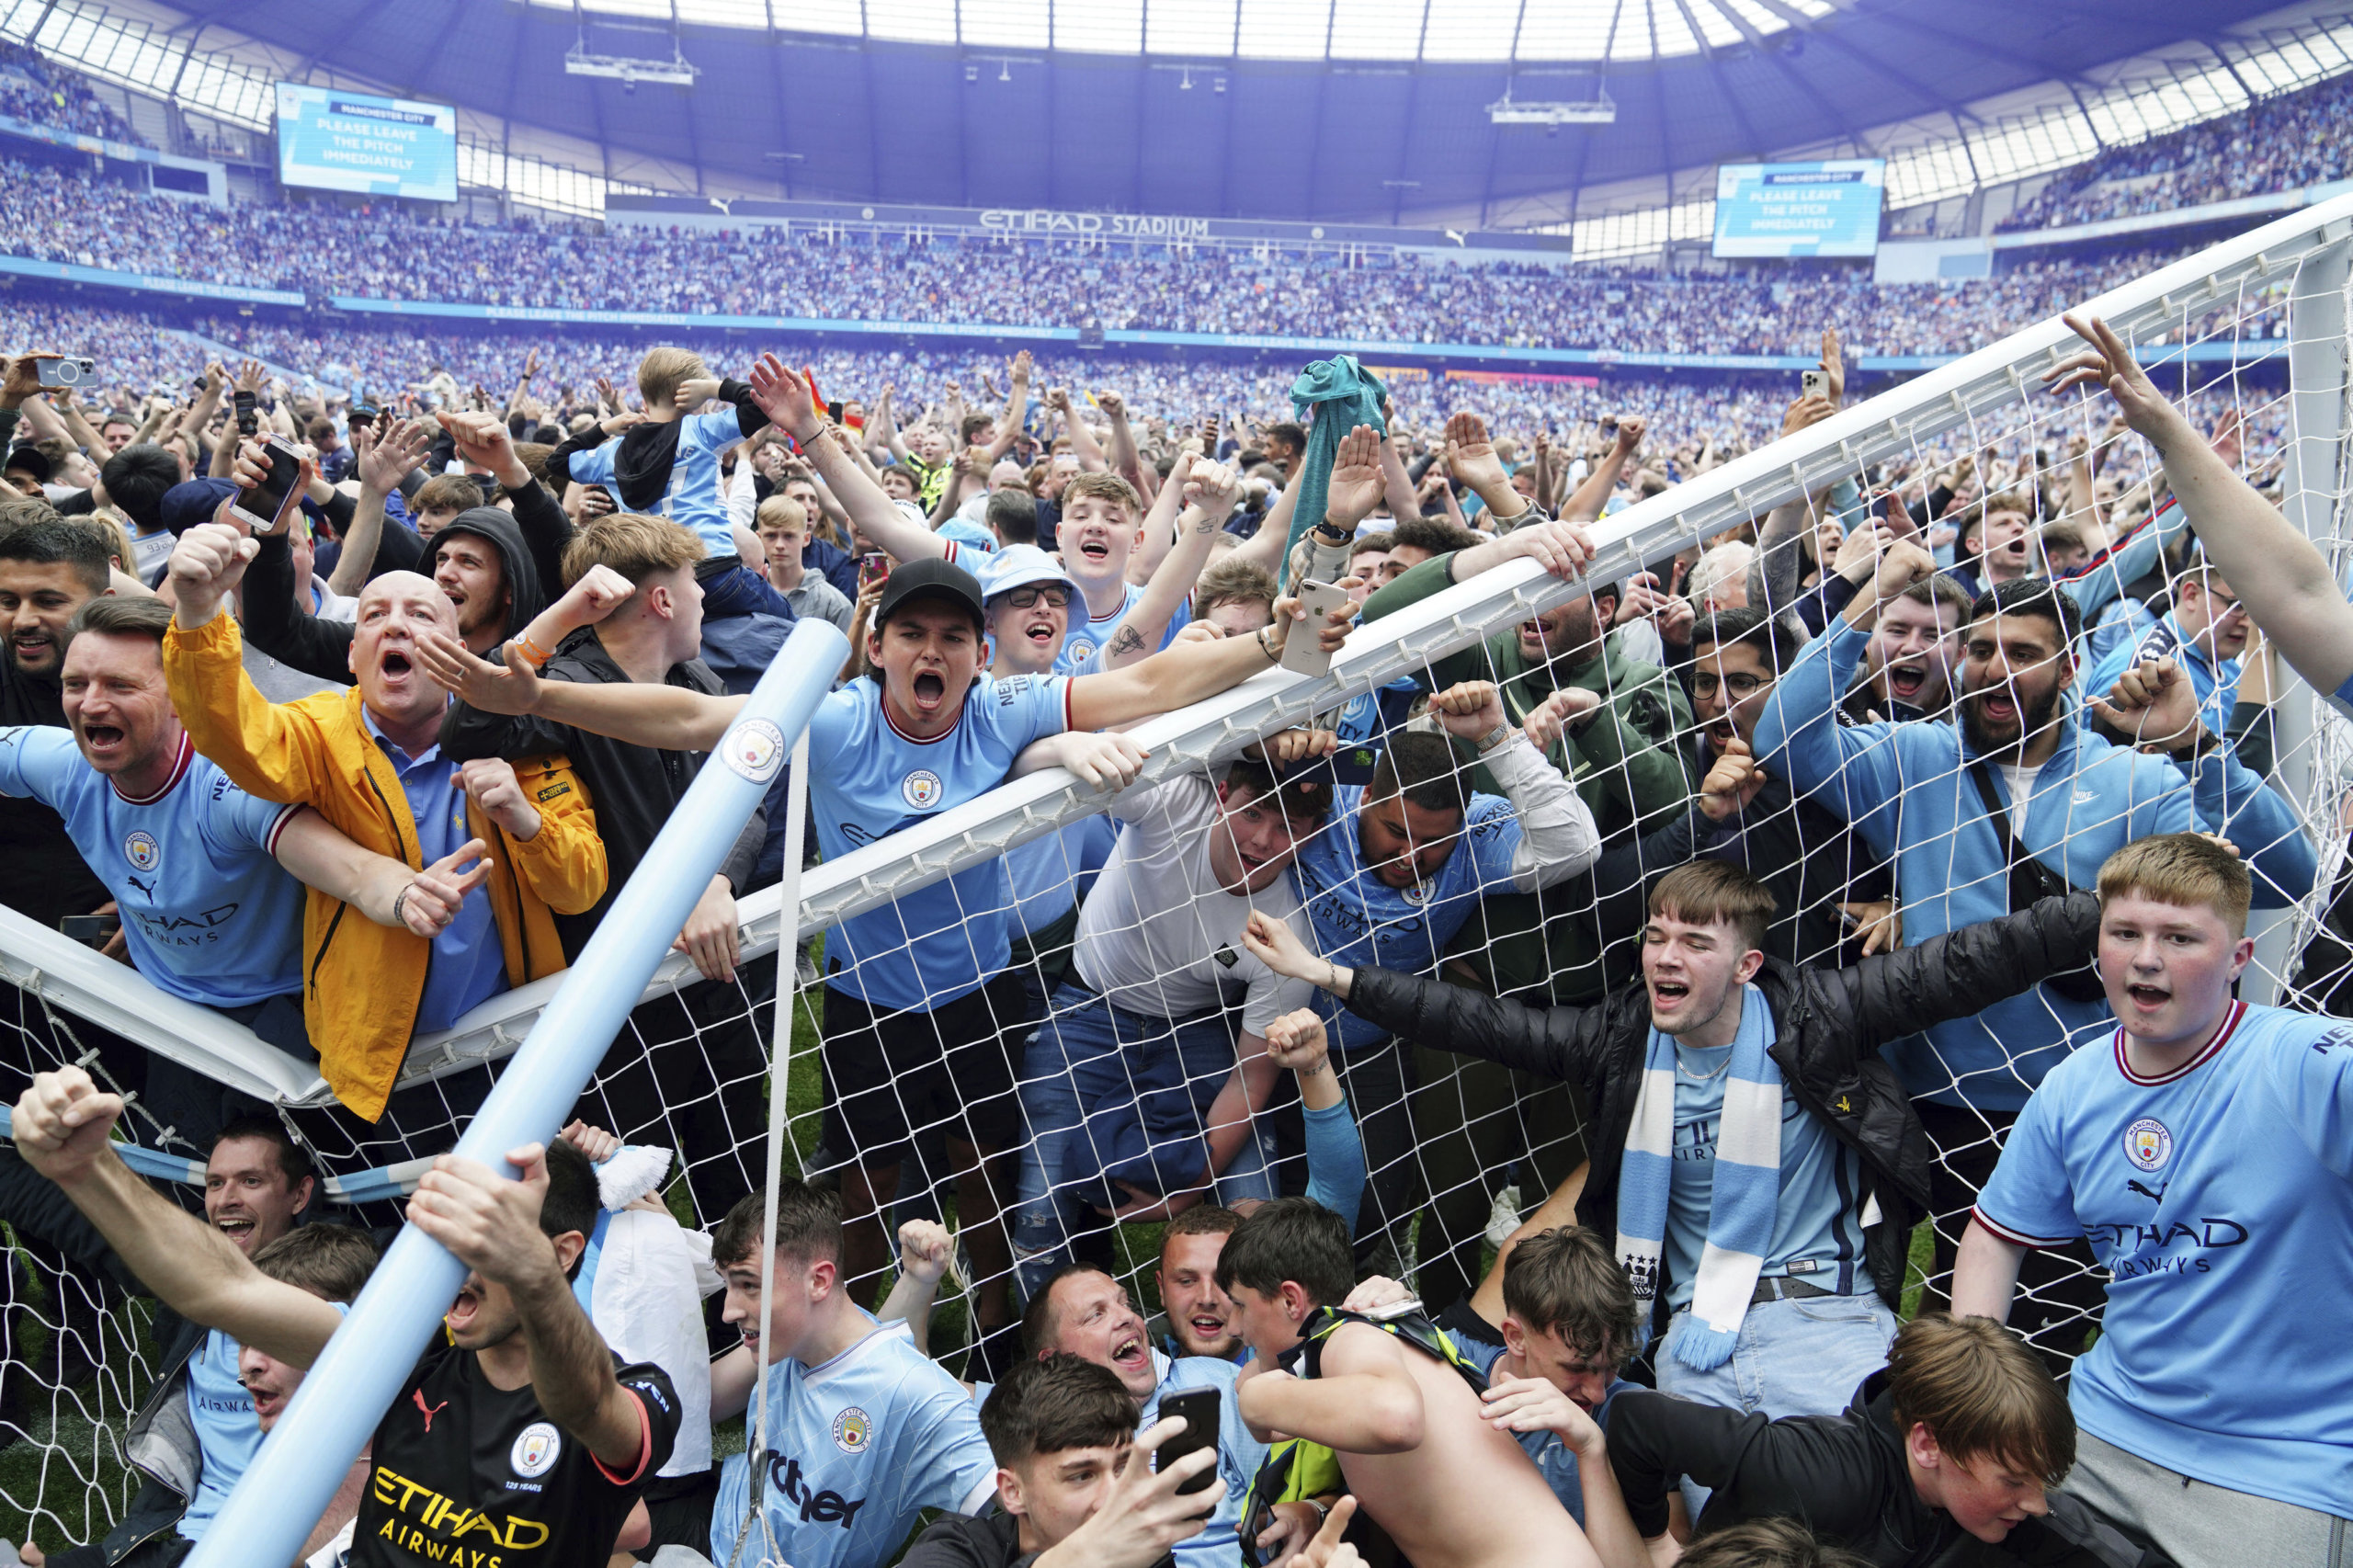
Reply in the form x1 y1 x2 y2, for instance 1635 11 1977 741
1295 785 1523 1051
1138 1353 1267 1568
1057 582 1188 675
1976 1001 2353 1517
0 728 302 1006
568 408 746 555
710 1314 995 1568
811 675 1071 1013
178 1326 261 1539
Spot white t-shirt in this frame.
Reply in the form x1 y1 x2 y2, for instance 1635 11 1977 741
1998 761 2038 835
1072 772 1315 1035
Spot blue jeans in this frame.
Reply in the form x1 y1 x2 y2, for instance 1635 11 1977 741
1657 1290 1898 1522
1012 983 1275 1301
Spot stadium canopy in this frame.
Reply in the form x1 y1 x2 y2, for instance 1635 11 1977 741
57 0 2328 226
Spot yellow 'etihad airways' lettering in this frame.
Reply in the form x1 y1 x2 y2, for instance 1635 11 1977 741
369 1464 551 1553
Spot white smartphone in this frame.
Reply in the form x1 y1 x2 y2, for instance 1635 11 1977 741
1282 578 1350 677
1801 368 1831 402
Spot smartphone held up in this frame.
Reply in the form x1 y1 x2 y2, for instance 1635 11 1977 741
230 435 308 534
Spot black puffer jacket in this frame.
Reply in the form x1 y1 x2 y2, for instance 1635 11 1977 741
1343 891 2101 1313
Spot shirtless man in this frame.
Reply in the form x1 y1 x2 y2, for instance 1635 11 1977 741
1216 1196 1643 1568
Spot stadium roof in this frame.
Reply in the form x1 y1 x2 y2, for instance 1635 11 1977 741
46 0 2342 227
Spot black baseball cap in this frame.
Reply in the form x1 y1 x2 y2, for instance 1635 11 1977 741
875 556 986 631
3 444 49 484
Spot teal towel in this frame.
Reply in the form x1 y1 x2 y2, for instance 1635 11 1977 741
1284 356 1389 563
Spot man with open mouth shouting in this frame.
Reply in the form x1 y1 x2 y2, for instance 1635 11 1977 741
160 501 607 1135
0 591 536 1142
1839 567 1970 727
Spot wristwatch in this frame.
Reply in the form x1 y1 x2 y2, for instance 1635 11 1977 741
1474 722 1515 754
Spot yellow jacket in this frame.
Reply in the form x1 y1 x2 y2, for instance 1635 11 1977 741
163 613 607 1120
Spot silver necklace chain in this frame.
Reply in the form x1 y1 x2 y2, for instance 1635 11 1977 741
1675 1046 1734 1084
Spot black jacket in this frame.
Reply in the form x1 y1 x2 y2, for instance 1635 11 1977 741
438 628 760 958
1606 1373 2169 1566
1342 892 2101 1312
241 479 571 684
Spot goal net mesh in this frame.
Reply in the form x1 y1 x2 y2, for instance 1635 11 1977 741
1 219 2349 1552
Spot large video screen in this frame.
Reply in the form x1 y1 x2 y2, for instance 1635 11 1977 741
1712 160 1886 258
275 83 458 203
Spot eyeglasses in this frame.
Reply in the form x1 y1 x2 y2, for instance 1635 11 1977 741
1002 585 1071 610
1689 671 1770 699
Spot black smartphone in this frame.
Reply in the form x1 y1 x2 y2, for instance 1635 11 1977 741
60 914 118 945
1155 1389 1220 1494
826 400 847 425
233 389 258 437
231 434 305 534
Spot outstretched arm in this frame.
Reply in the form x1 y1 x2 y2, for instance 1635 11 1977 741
747 357 949 565
1065 585 1353 731
273 807 494 937
415 631 745 752
1105 460 1244 665
11 1069 341 1367
1559 415 1645 523
2047 312 2353 696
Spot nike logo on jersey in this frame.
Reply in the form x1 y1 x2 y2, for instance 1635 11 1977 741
414 1389 450 1432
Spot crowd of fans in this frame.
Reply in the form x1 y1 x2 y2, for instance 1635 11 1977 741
0 296 2335 1568
0 41 142 147
2001 72 2353 233
0 143 2269 358
0 36 2342 1568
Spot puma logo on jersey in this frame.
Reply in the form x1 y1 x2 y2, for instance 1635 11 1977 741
414 1389 450 1432
2128 1178 2169 1203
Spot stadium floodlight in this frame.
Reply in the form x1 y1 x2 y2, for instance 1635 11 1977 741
1487 94 1616 126
564 43 699 87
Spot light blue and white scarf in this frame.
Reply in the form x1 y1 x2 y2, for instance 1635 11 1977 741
1616 983 1782 1371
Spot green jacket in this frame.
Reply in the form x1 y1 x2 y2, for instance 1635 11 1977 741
1360 551 1694 843
1362 551 1695 1006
